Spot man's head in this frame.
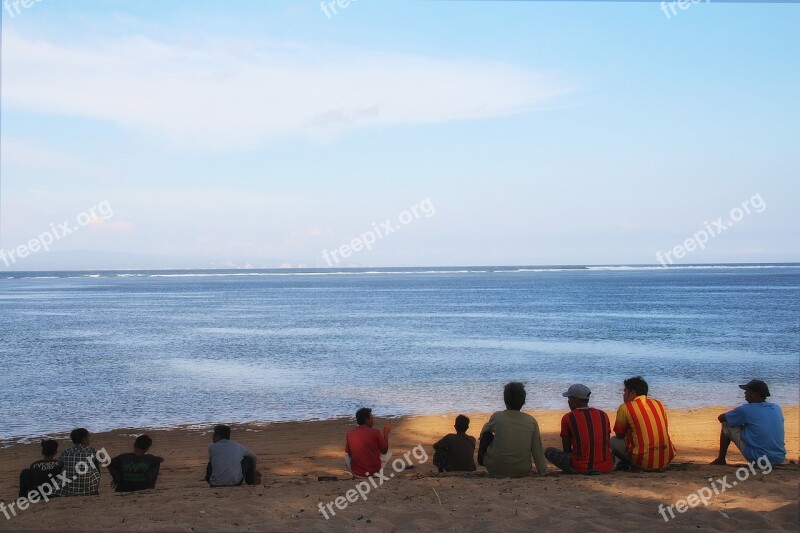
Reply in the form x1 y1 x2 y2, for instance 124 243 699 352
70 428 90 446
134 434 153 453
213 425 231 443
739 379 770 403
356 407 373 427
504 382 526 411
623 376 648 402
40 439 58 458
562 383 591 410
454 414 470 433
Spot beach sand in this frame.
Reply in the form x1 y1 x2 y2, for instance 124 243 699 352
1 406 797 532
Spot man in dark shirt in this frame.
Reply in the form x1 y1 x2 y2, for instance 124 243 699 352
433 415 476 472
107 435 164 492
19 440 63 498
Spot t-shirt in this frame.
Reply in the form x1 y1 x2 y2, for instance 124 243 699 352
613 396 676 470
208 439 257 486
27 459 63 493
560 407 613 473
725 402 785 465
480 410 547 478
108 453 163 492
20 459 64 496
433 433 476 472
345 425 388 477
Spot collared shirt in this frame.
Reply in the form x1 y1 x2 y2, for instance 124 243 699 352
208 439 257 486
58 445 100 496
480 410 548 477
613 395 676 470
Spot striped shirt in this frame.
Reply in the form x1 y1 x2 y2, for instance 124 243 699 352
560 407 613 473
613 395 676 470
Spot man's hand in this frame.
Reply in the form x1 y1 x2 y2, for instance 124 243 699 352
383 424 393 436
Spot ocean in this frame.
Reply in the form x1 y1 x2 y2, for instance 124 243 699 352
0 264 798 441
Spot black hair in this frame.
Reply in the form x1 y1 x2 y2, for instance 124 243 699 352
134 434 153 450
504 382 526 411
213 425 231 440
41 439 58 457
624 376 649 397
70 428 89 445
455 414 470 433
356 407 373 425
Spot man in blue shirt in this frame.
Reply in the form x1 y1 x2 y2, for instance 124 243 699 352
711 380 786 466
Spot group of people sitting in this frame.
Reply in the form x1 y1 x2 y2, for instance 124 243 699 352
395 377 783 477
14 376 786 504
18 429 164 499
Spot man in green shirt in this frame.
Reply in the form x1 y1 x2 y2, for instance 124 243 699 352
479 382 548 477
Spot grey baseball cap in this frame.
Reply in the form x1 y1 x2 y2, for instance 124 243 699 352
562 383 591 400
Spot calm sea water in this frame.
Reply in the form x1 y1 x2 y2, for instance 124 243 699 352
0 265 798 440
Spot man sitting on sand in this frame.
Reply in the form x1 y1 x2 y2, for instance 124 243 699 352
711 379 786 466
545 384 613 475
611 377 676 472
108 435 164 492
433 414 476 472
205 425 261 486
19 439 63 498
345 407 392 477
478 382 547 477
58 428 102 496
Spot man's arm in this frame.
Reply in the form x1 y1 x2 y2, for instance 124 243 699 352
241 444 257 464
530 423 548 475
612 405 629 439
718 414 726 423
380 425 392 454
560 415 572 454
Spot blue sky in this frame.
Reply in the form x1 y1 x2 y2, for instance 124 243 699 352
1 0 798 269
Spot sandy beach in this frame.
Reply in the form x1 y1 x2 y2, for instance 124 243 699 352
1 405 797 532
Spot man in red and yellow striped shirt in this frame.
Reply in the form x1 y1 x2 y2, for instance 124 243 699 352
611 376 676 471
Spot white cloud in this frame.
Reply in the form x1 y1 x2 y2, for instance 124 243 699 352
3 30 571 151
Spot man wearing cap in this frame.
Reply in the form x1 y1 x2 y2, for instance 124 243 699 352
545 384 613 474
711 380 786 466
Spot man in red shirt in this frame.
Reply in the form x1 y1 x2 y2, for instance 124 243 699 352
545 384 613 474
345 408 392 477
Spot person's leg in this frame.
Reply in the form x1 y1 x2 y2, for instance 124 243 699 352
544 447 574 473
240 456 256 485
711 422 746 465
344 454 352 473
610 436 633 468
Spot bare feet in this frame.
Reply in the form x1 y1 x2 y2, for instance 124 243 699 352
709 458 727 466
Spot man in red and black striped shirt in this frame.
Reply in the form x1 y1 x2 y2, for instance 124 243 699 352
545 384 613 474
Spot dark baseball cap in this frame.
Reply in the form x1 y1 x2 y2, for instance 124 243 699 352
739 379 770 398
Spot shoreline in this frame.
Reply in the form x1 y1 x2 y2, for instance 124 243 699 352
1 406 797 531
2 403 798 445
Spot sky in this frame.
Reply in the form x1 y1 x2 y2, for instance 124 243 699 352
1 0 798 270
